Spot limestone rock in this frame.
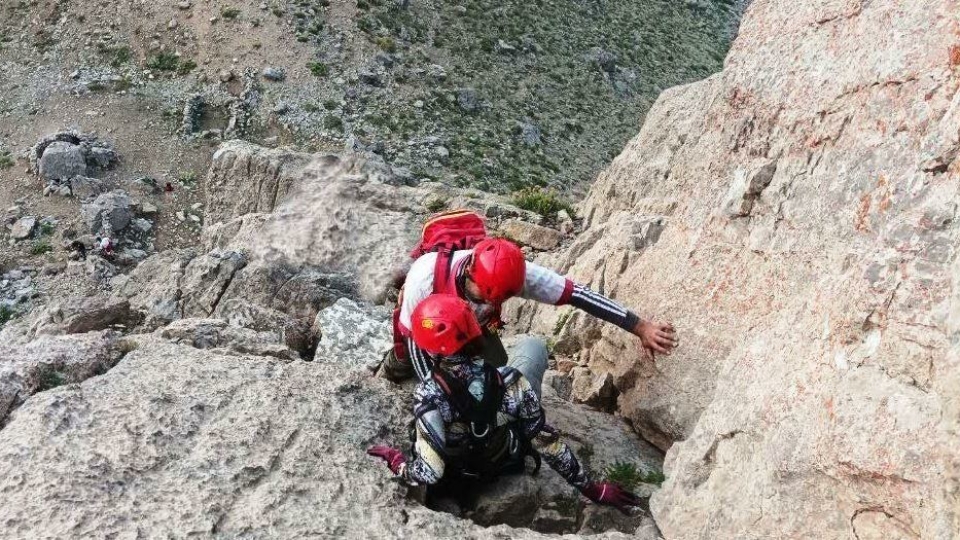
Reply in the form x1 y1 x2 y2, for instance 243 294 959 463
313 298 391 367
69 176 106 200
81 190 133 234
37 141 87 181
499 219 563 251
0 331 124 423
159 318 299 361
217 299 316 356
179 249 247 317
10 216 36 240
510 0 960 537
0 339 569 539
32 296 138 335
571 368 617 411
112 248 198 326
202 141 424 303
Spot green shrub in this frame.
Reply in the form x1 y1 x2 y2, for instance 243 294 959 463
146 52 180 72
303 102 320 113
552 311 570 336
0 306 14 328
323 99 340 110
323 115 344 130
307 61 329 77
31 240 52 256
39 222 55 236
221 7 241 19
0 151 13 169
376 36 397 53
97 44 132 67
510 187 575 218
179 171 199 186
603 461 665 490
425 197 448 213
177 59 197 75
37 365 66 391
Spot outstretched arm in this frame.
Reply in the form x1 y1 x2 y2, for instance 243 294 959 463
368 386 447 485
520 262 678 357
512 375 641 513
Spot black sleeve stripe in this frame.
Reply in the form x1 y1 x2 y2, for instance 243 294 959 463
572 285 628 316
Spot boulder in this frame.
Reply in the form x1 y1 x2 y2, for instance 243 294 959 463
509 0 960 537
159 318 299 361
81 190 133 234
37 141 87 180
0 339 568 539
0 331 125 424
201 141 425 303
313 298 391 367
32 296 138 335
570 368 617 411
499 219 563 250
10 217 36 240
69 176 106 200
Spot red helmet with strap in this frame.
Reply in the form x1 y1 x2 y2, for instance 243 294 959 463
411 294 482 356
469 238 526 304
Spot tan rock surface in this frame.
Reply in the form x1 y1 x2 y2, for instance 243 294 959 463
508 0 960 537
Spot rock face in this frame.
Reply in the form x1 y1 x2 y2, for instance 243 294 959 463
313 298 392 367
81 190 133 235
0 338 645 539
0 331 125 424
508 1 960 538
38 141 87 181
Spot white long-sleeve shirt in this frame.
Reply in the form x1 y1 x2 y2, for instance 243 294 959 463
398 249 640 381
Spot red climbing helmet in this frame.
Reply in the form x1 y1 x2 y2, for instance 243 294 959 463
411 294 483 356
469 238 526 304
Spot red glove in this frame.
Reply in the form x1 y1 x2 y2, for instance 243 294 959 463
367 445 406 475
581 481 641 514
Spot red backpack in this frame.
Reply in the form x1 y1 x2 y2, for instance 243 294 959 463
393 210 488 360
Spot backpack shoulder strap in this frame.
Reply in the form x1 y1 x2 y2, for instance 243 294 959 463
432 368 473 419
432 249 456 294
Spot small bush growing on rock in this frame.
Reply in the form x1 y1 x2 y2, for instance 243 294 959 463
324 115 344 131
323 99 340 110
511 187 575 218
307 61 329 77
376 36 397 53
179 171 199 186
36 365 66 391
147 52 181 72
0 306 13 328
604 461 665 489
425 197 448 212
603 461 643 490
0 151 14 169
97 44 132 67
177 59 197 75
39 222 55 236
31 240 52 256
639 469 666 486
221 7 241 19
553 311 571 335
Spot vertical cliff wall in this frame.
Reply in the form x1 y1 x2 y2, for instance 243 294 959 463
510 1 960 537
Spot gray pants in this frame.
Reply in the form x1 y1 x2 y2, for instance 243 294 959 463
506 335 548 398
